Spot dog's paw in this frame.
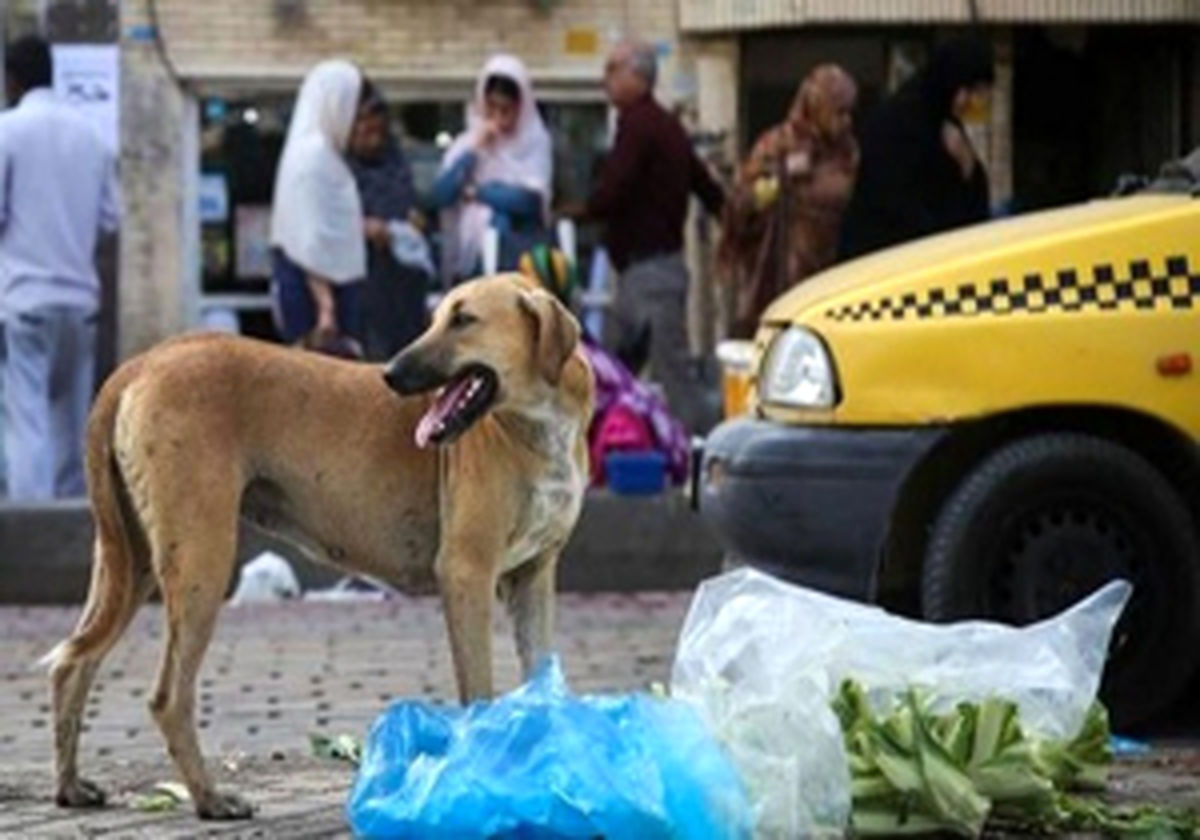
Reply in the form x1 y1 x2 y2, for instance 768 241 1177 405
56 777 107 808
196 790 255 821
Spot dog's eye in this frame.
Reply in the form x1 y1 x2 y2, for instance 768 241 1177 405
449 310 478 329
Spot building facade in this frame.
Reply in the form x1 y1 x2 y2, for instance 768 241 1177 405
681 0 1200 210
5 0 1199 358
120 0 695 356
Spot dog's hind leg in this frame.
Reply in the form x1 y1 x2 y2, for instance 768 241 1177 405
143 471 253 820
48 451 154 809
48 541 154 808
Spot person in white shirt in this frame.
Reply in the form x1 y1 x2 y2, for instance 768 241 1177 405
0 36 119 499
269 59 370 355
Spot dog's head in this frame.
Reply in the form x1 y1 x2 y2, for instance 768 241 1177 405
383 273 581 448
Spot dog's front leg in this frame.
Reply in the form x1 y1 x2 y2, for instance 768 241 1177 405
437 556 496 702
503 551 558 680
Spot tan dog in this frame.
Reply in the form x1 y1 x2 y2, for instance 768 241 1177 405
43 274 592 820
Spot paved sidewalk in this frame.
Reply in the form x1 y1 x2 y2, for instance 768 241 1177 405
0 593 691 838
2 595 1198 838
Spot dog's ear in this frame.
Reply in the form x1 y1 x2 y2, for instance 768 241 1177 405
519 290 580 385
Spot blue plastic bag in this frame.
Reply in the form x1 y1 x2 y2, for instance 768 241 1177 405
346 657 751 839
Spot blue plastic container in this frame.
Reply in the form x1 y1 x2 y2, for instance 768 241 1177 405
606 450 667 495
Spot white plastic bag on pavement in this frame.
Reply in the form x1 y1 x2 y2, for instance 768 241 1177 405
303 576 392 602
229 551 301 604
669 568 1131 838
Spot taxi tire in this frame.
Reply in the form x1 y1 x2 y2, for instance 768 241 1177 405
921 433 1200 729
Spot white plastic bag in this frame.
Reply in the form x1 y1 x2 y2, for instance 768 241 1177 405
387 220 435 278
670 568 1131 838
229 551 301 604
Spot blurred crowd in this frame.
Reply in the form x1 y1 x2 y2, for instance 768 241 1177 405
0 32 1002 500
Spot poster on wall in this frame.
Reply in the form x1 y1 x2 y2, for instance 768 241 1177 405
235 205 273 281
51 44 119 153
198 174 230 224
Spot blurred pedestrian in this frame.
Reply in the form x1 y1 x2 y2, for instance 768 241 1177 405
0 327 7 496
580 40 725 432
720 64 859 337
0 36 119 499
839 35 994 260
433 54 552 284
518 246 691 489
270 60 372 355
347 89 430 360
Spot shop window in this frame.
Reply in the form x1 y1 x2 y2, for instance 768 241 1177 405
199 98 289 297
199 95 605 287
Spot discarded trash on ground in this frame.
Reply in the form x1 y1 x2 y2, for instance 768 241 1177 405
130 781 190 812
310 732 363 766
303 576 393 602
1048 792 1200 836
835 680 1109 836
669 568 1132 838
338 568 1192 838
346 656 751 840
231 553 393 604
833 684 1200 837
229 551 301 604
1109 735 1153 757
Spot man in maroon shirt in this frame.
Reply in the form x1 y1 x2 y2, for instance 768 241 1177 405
583 40 725 431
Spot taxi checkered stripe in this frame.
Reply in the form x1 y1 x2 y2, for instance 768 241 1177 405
824 255 1200 322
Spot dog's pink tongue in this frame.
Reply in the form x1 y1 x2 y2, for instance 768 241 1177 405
414 378 473 448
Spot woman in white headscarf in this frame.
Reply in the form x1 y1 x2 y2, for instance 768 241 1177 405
432 54 553 284
270 59 372 353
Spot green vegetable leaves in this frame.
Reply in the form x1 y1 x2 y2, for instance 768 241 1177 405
130 781 191 812
309 732 363 766
833 681 1122 837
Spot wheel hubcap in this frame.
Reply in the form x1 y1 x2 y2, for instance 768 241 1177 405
984 495 1163 679
1006 506 1132 619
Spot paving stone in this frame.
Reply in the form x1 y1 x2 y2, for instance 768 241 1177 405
0 593 691 837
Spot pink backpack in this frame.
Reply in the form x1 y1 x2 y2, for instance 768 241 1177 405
589 403 654 486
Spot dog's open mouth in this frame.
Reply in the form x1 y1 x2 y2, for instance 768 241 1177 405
414 365 499 448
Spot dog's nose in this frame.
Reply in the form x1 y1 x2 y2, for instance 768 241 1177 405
383 363 401 391
383 354 443 395
382 362 409 394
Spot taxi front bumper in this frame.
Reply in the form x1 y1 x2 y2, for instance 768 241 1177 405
696 418 945 600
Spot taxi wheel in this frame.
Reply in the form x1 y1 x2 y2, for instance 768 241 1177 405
921 433 1200 729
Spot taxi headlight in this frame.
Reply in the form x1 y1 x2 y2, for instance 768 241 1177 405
759 327 837 408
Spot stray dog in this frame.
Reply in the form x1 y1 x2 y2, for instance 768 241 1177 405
43 274 592 820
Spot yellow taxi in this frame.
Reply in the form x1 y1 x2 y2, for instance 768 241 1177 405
699 190 1200 726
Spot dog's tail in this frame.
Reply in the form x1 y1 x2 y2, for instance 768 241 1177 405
39 362 148 672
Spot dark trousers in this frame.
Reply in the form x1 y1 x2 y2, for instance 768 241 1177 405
271 248 364 344
612 253 708 431
361 251 428 362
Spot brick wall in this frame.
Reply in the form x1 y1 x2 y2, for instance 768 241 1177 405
152 0 685 94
